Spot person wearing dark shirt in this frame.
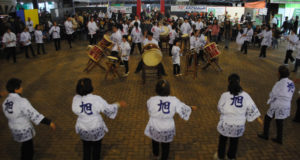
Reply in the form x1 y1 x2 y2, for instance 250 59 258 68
293 16 299 34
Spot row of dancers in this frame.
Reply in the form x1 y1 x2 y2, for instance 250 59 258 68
1 65 297 160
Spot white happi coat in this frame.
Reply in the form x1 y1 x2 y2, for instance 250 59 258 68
49 26 61 39
151 26 164 42
34 30 44 44
172 46 181 65
72 94 119 141
267 78 295 119
196 34 206 50
26 21 34 32
195 21 204 30
236 32 246 46
130 20 141 28
257 30 272 47
180 22 192 35
2 32 16 47
243 28 253 42
122 24 129 36
111 30 122 52
64 20 74 35
143 38 158 47
2 93 45 142
120 41 131 61
144 96 192 143
20 31 31 46
286 34 299 51
168 29 178 45
87 21 99 36
131 27 143 43
217 91 261 137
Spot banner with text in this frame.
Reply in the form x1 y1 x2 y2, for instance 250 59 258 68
171 5 207 12
110 6 132 13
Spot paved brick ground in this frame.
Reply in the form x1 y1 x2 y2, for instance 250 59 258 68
0 38 299 160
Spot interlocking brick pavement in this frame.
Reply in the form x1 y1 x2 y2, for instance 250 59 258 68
0 39 299 160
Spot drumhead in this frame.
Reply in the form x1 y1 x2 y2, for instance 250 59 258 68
160 26 169 36
103 34 112 43
142 48 163 67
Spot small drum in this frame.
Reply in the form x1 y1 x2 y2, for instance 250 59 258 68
87 45 104 62
107 56 119 63
142 43 163 67
160 26 169 37
98 34 113 49
203 42 221 59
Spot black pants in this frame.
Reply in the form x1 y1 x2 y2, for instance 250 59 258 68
158 42 162 50
24 45 35 58
130 43 142 55
293 59 300 72
198 50 205 62
54 38 61 51
284 50 295 64
259 45 267 57
169 44 173 56
21 139 34 160
217 135 239 159
241 41 249 54
135 61 166 75
5 47 16 63
124 60 129 73
89 34 97 45
294 97 300 122
67 34 73 48
152 140 170 160
173 64 180 75
37 43 46 54
82 140 102 160
262 115 284 141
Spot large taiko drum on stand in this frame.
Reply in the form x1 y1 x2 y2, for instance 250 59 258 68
203 42 221 59
87 45 105 62
142 43 163 67
160 26 169 38
98 34 113 50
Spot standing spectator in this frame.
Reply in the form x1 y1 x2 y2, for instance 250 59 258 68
223 20 232 49
34 25 46 55
64 17 74 48
49 22 61 51
87 17 98 45
26 17 34 35
20 27 35 58
206 19 220 43
281 17 290 35
294 16 299 34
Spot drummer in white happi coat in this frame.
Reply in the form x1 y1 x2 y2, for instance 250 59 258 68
20 27 35 58
151 22 164 48
172 39 183 76
2 78 56 160
145 80 196 160
168 25 178 56
257 25 272 58
49 21 61 51
258 66 295 144
34 25 46 54
180 18 192 35
283 29 298 65
110 25 123 58
214 74 262 160
72 78 127 160
120 35 131 76
87 17 99 45
130 22 143 55
196 29 207 63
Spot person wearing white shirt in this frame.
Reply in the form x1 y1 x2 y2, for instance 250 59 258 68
120 35 131 75
130 22 143 55
64 17 74 48
257 25 272 58
142 33 159 47
214 74 261 160
20 27 35 58
120 21 129 36
110 26 123 57
284 30 298 65
241 23 253 54
26 17 34 34
72 78 126 160
233 13 239 23
151 22 164 49
87 17 99 45
145 80 196 160
195 18 204 31
49 22 61 51
168 26 178 56
258 66 295 144
180 19 192 35
272 15 278 27
172 40 183 76
2 78 56 160
196 30 207 63
129 16 141 28
2 28 17 63
34 25 46 54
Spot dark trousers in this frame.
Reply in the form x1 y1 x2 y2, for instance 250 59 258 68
24 45 35 58
294 97 300 122
217 135 239 159
169 44 173 56
241 41 249 54
5 47 16 63
54 38 61 51
89 34 97 45
293 59 300 72
199 50 205 62
37 43 46 54
152 140 170 160
259 45 267 57
158 42 162 50
284 50 295 64
124 60 129 73
130 43 142 55
21 139 34 160
211 35 218 43
82 140 102 160
67 34 73 48
262 115 284 142
173 64 180 75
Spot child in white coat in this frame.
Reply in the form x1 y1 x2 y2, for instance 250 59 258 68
34 25 46 54
172 39 183 76
120 35 131 76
